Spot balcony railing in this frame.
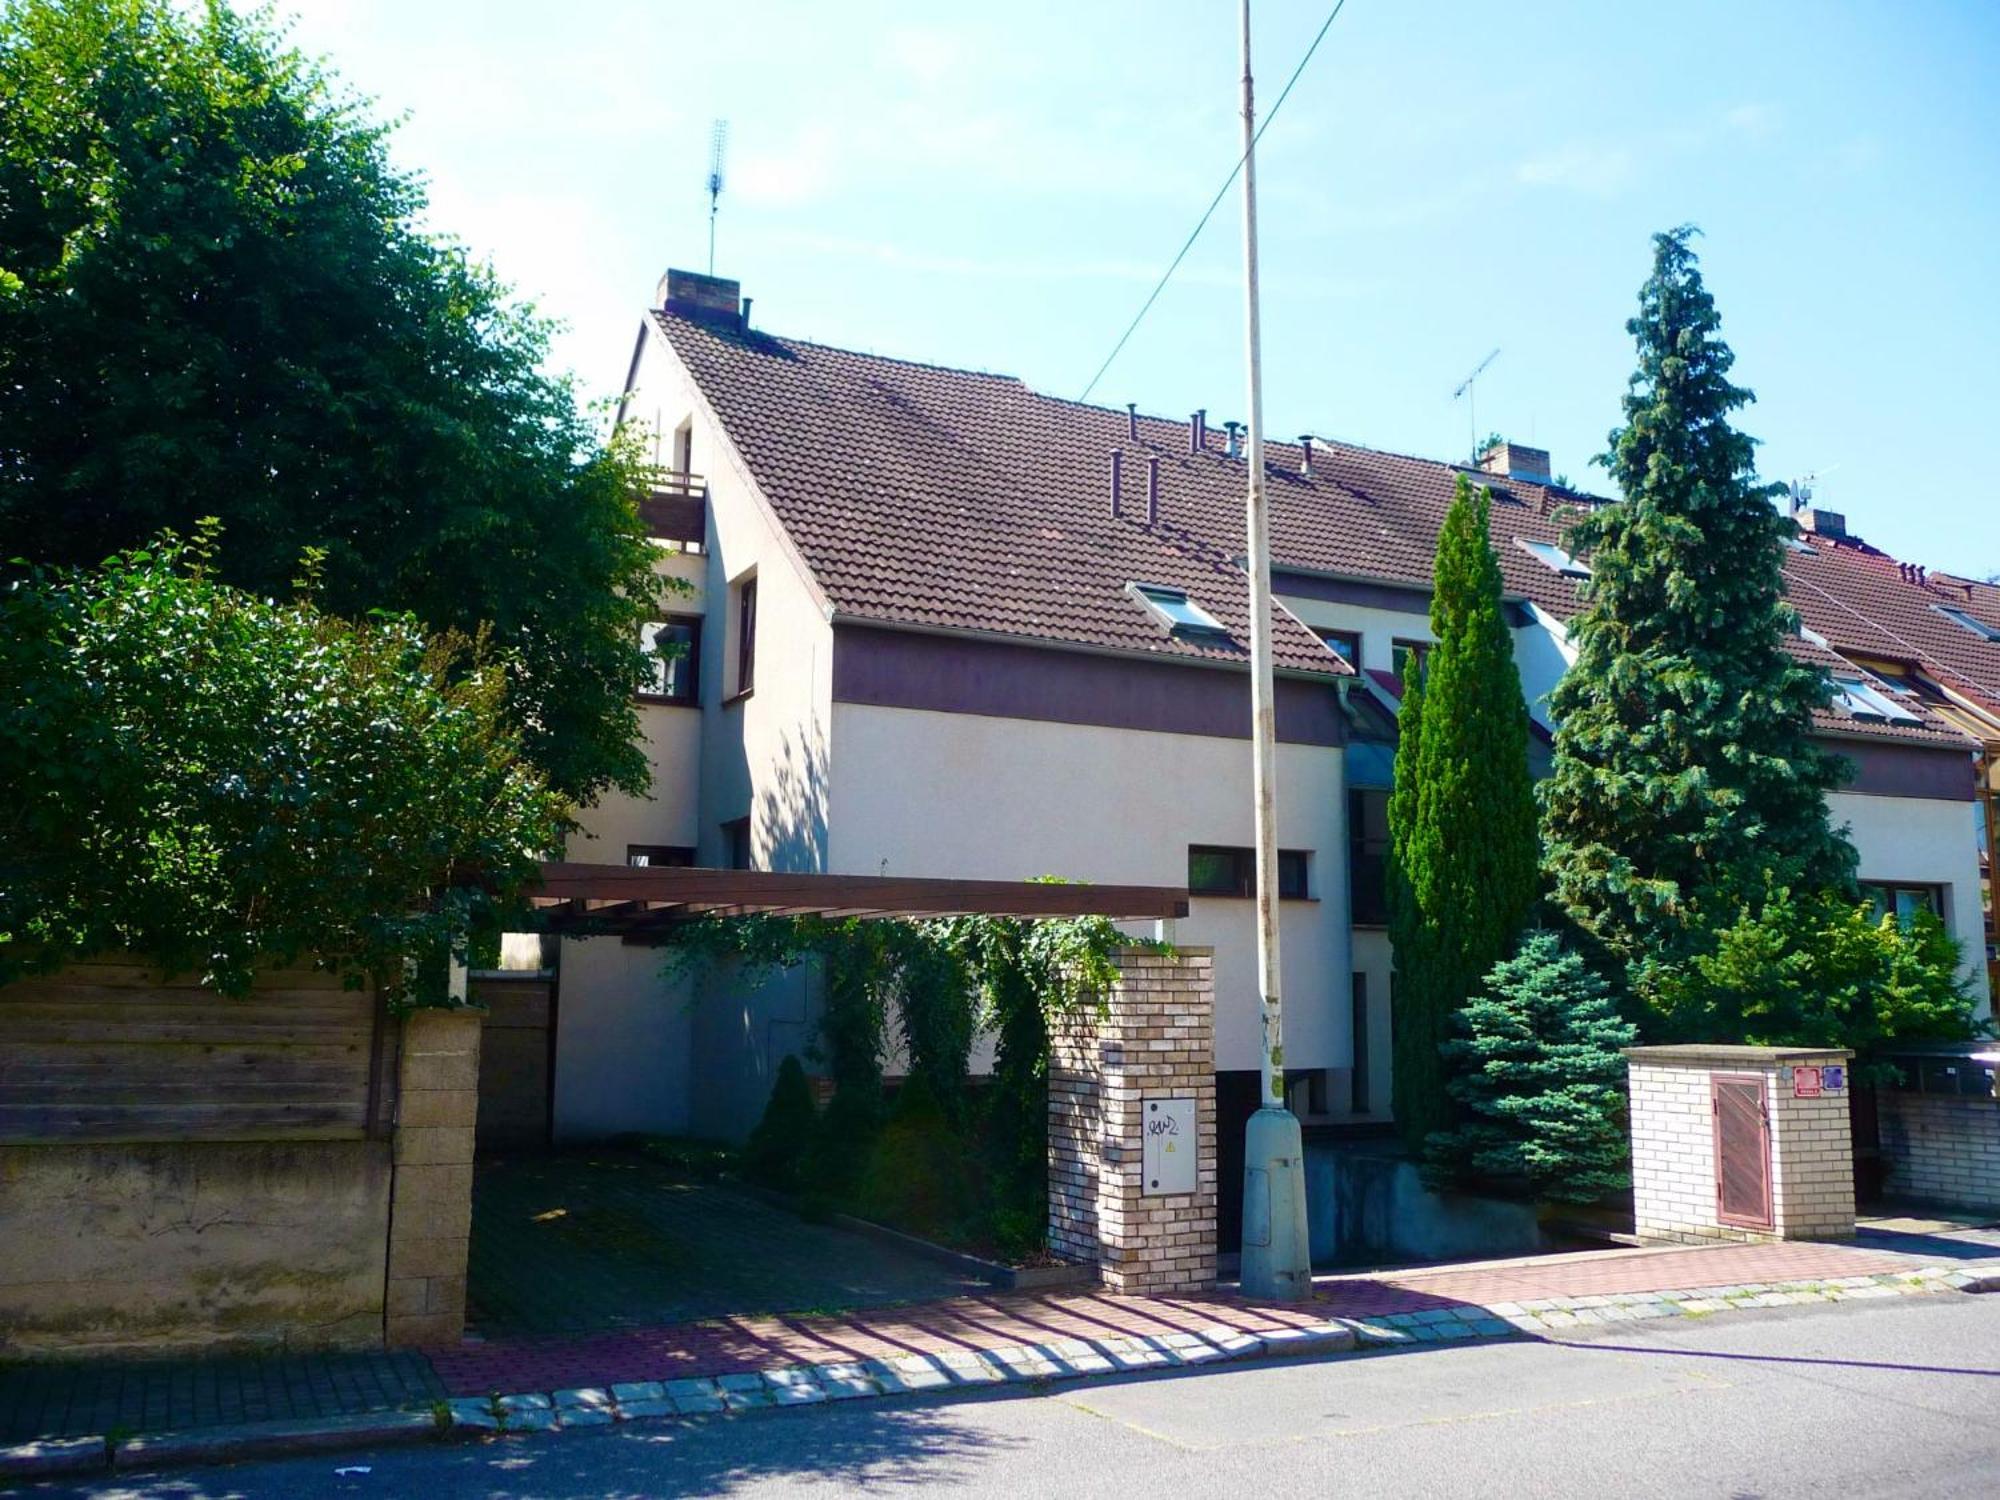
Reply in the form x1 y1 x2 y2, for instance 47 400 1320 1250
640 474 707 545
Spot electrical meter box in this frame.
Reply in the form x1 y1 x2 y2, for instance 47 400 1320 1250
1142 1097 1198 1196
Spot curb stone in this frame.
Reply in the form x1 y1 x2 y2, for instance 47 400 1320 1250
13 1256 1998 1480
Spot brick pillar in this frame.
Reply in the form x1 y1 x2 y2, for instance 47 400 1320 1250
1048 947 1216 1295
385 1008 481 1346
1626 1044 1855 1245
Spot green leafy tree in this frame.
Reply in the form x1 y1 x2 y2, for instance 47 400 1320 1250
1429 933 1638 1203
1647 884 1980 1063
1389 475 1542 1151
1542 228 1855 989
0 527 566 1002
0 0 666 803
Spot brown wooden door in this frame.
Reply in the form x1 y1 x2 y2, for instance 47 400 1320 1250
1713 1074 1773 1229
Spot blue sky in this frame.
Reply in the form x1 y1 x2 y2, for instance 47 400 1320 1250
265 0 2000 575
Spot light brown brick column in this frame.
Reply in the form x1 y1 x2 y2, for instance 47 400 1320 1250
1048 947 1216 1295
385 1007 481 1346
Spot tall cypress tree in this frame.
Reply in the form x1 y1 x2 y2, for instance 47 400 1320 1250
1541 227 1854 997
1389 475 1542 1151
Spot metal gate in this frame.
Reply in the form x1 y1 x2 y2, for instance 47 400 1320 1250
1713 1074 1773 1229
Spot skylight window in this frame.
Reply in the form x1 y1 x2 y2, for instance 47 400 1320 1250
1932 604 2000 643
1515 537 1589 577
1831 675 1920 725
1785 537 1815 554
1129 582 1227 636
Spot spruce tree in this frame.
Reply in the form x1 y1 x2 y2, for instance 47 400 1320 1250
1430 933 1638 1203
1541 227 1855 998
1389 475 1542 1152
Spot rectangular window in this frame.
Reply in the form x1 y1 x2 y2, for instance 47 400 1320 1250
672 419 693 478
1348 788 1391 925
1187 845 1309 900
1515 537 1590 577
1314 627 1360 667
1862 881 1944 926
1932 604 2000 643
1129 582 1228 636
626 845 695 867
639 617 701 704
1351 973 1370 1115
722 817 752 871
1392 638 1430 690
1831 675 1920 725
734 576 758 696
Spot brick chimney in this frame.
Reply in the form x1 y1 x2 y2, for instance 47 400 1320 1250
1479 440 1553 486
658 268 743 325
1797 507 1847 540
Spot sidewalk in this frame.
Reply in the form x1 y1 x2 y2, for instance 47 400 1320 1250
7 1221 1997 1475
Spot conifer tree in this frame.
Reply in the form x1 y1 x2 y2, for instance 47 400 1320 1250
1389 476 1542 1151
1541 227 1855 994
1429 933 1637 1203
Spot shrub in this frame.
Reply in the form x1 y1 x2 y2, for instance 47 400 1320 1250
0 527 565 1003
742 1056 817 1192
1428 932 1637 1203
855 1074 965 1236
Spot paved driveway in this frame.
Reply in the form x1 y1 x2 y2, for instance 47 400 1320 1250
467 1152 991 1338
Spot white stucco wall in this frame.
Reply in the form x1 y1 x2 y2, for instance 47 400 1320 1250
826 702 1349 1077
1834 787 1991 1011
551 937 694 1141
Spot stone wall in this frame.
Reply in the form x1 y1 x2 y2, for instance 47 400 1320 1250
386 1008 481 1347
1627 1045 1855 1245
1 963 483 1354
1048 948 1216 1295
1879 1091 2000 1213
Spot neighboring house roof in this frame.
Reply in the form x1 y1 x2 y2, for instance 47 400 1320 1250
649 305 1994 751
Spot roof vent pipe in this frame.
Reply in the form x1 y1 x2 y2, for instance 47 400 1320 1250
1127 403 1139 442
1223 421 1243 460
1109 451 1123 519
741 296 753 330
1146 455 1160 525
1299 435 1314 477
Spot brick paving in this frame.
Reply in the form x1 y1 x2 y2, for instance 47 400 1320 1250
0 1348 442 1446
467 1155 987 1337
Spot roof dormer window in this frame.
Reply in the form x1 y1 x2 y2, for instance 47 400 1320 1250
1129 582 1227 637
1515 537 1589 577
1831 674 1920 725
1931 604 2000 643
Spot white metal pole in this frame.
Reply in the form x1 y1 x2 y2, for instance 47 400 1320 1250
1236 0 1312 1302
1239 0 1280 1112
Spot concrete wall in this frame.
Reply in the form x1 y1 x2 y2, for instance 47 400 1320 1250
827 701 1349 1077
0 1139 391 1356
1878 1090 2000 1212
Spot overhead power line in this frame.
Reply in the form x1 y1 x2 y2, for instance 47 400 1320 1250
1077 0 1352 404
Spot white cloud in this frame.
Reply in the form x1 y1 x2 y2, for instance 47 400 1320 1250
1514 142 1636 197
1724 102 1782 136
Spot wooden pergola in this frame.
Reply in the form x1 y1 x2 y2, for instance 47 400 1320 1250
529 862 1189 940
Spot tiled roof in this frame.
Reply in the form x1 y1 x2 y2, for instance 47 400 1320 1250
655 310 1346 678
653 309 1997 750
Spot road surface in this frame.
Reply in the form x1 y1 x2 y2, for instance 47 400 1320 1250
32 1293 2000 1498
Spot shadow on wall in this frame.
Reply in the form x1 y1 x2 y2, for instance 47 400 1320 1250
757 725 829 874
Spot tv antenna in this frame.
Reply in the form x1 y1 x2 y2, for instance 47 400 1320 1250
1786 464 1839 513
705 119 729 275
1451 347 1500 461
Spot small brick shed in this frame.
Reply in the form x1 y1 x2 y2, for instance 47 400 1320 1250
1625 1044 1856 1245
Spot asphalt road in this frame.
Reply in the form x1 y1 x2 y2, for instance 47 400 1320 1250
25 1294 2000 1499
